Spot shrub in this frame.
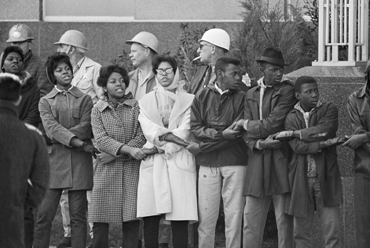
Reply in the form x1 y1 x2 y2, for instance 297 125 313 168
233 0 318 80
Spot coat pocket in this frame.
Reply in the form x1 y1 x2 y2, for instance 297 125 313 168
173 151 196 173
76 74 92 90
72 109 81 120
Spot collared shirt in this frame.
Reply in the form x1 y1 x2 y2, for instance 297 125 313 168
71 56 102 105
294 101 323 178
54 85 73 94
214 82 229 95
135 69 151 100
73 57 85 74
257 77 273 121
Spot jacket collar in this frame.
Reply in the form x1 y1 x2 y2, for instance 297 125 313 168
207 83 237 95
95 93 136 112
0 100 18 116
45 85 83 99
356 84 369 98
129 68 155 86
294 100 322 114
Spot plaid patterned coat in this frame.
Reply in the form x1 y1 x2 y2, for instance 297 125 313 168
89 96 146 223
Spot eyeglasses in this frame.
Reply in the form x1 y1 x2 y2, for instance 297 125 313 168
199 43 213 50
156 68 173 75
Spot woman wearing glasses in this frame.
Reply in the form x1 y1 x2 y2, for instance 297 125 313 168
89 64 147 248
0 46 40 127
137 55 198 248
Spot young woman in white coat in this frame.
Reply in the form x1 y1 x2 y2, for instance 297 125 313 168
137 55 198 248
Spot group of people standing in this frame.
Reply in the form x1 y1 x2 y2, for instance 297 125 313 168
1 23 370 248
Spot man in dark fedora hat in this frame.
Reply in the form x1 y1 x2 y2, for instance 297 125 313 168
234 47 296 248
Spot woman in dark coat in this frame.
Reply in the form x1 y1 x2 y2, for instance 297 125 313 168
1 46 40 127
34 52 97 248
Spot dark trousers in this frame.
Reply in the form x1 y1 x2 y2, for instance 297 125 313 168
93 221 140 248
143 215 188 248
355 172 370 248
33 189 87 248
24 204 35 248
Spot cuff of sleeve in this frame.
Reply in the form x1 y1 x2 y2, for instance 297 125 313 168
299 130 303 140
255 139 263 150
65 135 77 148
366 133 370 143
243 120 249 131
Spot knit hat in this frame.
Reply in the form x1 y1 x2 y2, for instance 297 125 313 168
1 46 24 72
45 52 73 85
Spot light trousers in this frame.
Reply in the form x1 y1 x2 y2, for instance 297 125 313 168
198 165 247 248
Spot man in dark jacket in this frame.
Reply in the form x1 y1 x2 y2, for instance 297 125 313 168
0 73 49 248
6 23 53 97
234 47 296 248
344 63 370 248
188 28 230 95
189 57 248 248
284 76 343 248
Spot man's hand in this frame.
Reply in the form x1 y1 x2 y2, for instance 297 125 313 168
233 119 246 131
142 147 158 155
81 143 100 158
319 136 347 148
186 142 201 155
260 135 282 149
223 123 241 139
342 134 368 149
97 152 116 164
128 147 147 160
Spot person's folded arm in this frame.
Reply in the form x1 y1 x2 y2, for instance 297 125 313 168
68 96 93 140
39 99 75 147
245 84 296 139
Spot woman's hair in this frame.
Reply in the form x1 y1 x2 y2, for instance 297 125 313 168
45 52 73 85
97 65 130 88
152 55 178 75
1 46 24 72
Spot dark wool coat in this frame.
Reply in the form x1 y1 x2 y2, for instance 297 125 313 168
39 86 94 190
243 80 296 197
187 65 209 95
347 84 370 174
0 101 49 248
284 102 343 217
23 51 53 97
18 71 41 127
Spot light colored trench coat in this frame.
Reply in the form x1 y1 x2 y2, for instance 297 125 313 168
137 89 198 222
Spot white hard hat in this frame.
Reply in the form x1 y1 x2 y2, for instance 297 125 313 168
199 28 230 51
54 30 88 50
126 31 159 53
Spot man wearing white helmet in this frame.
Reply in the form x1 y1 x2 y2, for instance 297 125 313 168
53 30 102 248
125 31 158 100
5 23 53 97
55 30 103 104
188 28 230 95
